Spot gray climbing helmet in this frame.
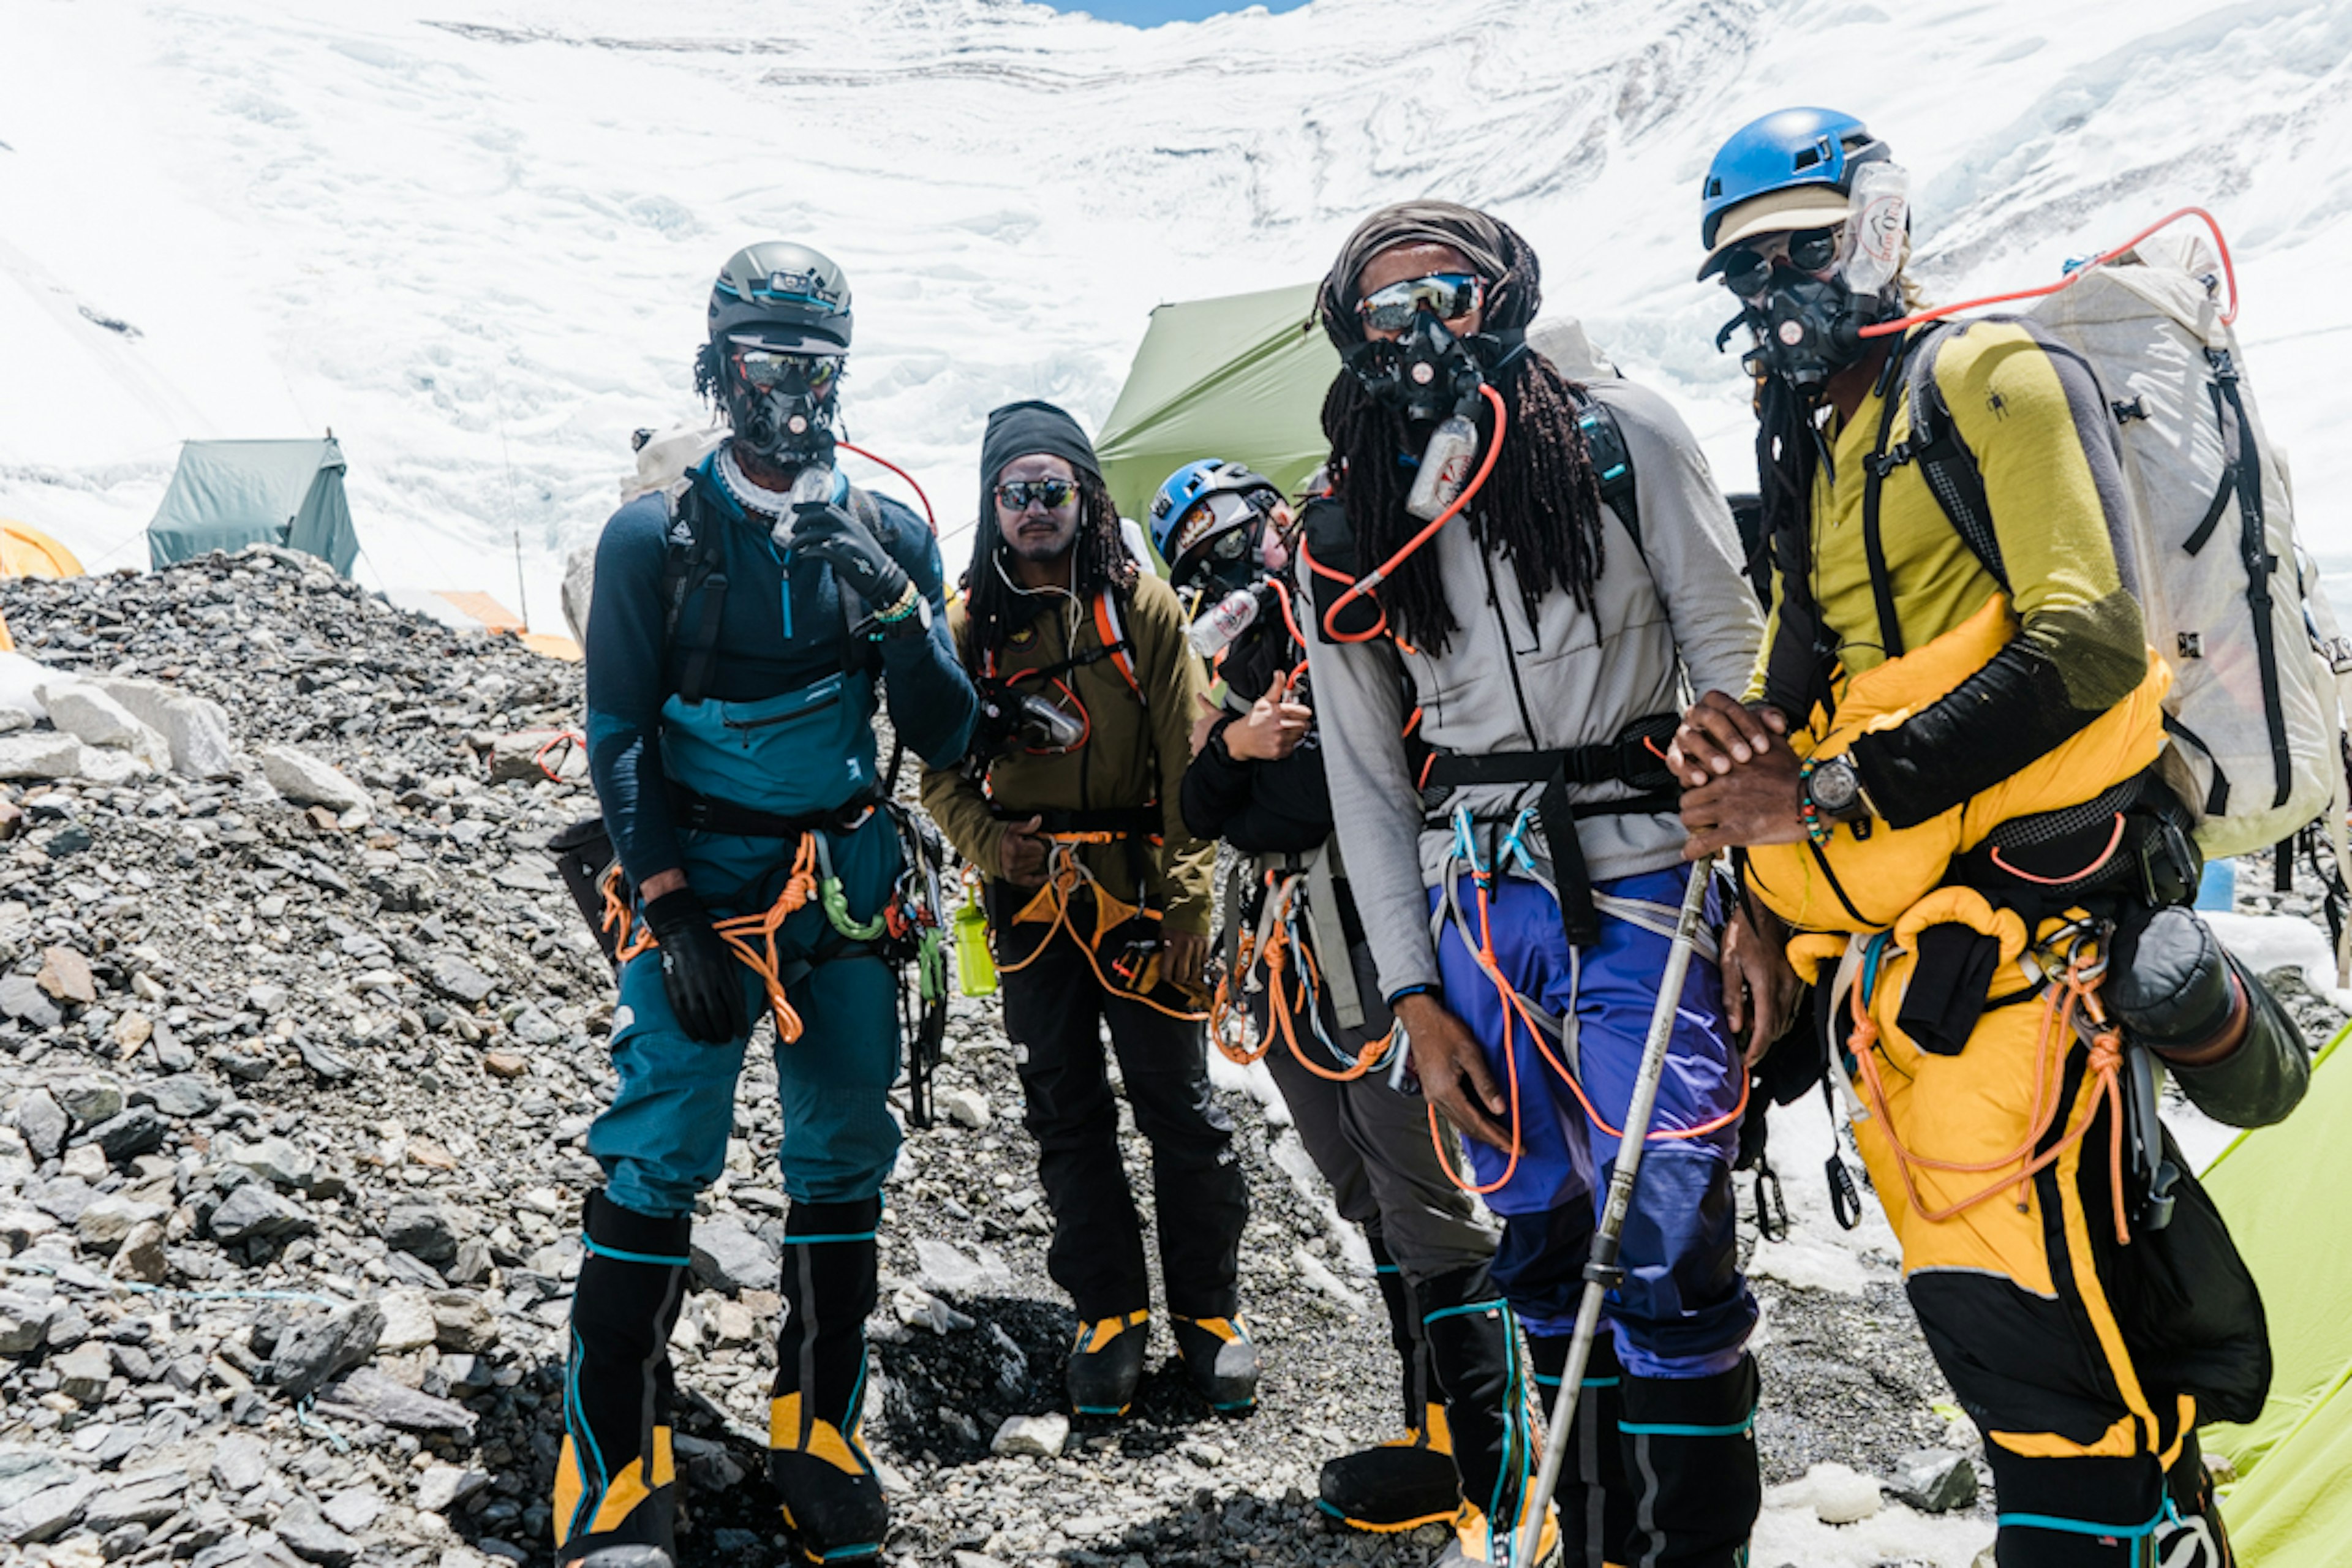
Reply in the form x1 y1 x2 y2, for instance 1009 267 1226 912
708 241 853 353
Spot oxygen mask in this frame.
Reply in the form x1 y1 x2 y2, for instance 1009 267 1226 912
1715 164 1910 401
723 337 842 465
1345 310 1487 425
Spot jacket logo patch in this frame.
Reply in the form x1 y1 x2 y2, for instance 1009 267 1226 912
1008 627 1037 649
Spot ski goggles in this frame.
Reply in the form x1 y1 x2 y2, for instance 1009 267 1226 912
1355 273 1485 335
729 342 840 396
1717 227 1842 300
995 477 1081 511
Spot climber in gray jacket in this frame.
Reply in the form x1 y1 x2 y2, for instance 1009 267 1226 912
1300 200 1771 1568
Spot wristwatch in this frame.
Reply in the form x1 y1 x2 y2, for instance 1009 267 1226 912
1804 754 1871 823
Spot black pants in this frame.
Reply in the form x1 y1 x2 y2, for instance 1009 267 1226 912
997 910 1247 1322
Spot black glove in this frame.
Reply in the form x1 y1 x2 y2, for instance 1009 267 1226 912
793 501 913 615
2107 906 2237 1057
641 888 747 1045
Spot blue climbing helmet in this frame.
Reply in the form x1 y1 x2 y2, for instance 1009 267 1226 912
1697 108 1890 278
1149 459 1280 585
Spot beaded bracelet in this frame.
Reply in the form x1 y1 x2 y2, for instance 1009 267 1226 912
875 584 924 624
1797 756 1833 846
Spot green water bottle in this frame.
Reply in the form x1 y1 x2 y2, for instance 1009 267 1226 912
954 894 997 997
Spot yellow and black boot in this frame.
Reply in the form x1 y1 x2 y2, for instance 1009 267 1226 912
1615 1352 1760 1568
1066 1310 1150 1416
1526 1332 1632 1568
770 1197 888 1565
1422 1269 1558 1566
556 1191 691 1568
1317 1245 1462 1532
1172 1313 1262 1415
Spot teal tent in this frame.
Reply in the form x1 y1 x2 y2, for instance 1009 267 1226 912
148 437 359 576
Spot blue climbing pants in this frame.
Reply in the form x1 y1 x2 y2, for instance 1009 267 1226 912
588 812 906 1217
1431 864 1757 1381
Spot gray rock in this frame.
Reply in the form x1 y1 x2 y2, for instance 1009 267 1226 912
314 1366 478 1438
75 1194 164 1253
39 682 167 763
0 975 62 1031
274 1497 360 1567
690 1218 777 1296
318 1489 382 1536
209 1433 269 1494
13 1088 67 1161
0 1291 56 1354
1890 1447 1979 1513
430 1291 500 1353
0 1457 78 1513
0 732 85 782
244 984 291 1016
147 1074 223 1118
385 1201 459 1265
109 1219 169 1284
989 1411 1069 1458
81 1471 189 1533
56 1074 123 1125
53 1341 113 1402
208 1182 312 1246
425 954 495 1006
938 1086 992 1130
376 1289 438 1354
412 1465 491 1515
28 1175 96 1224
266 1301 383 1398
223 1134 314 1190
293 1035 355 1083
258 745 369 817
90 677 241 779
508 1006 560 1045
85 1106 167 1163
0 1474 99 1545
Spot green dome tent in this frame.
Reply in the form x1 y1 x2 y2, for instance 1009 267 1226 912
148 436 359 577
2201 1020 2352 1566
1093 282 1338 529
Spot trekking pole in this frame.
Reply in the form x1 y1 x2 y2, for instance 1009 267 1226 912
1515 854 1716 1566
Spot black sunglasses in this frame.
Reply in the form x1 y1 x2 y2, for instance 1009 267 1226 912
996 478 1080 510
1719 228 1842 298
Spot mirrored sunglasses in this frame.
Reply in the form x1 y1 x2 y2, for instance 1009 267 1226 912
995 478 1080 510
729 345 840 394
1355 273 1486 334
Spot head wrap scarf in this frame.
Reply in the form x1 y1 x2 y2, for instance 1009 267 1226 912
1316 202 1544 352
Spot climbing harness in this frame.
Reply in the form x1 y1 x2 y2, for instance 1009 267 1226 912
1839 921 2136 1245
1210 864 1398 1082
1423 804 1747 1197
995 833 1208 1022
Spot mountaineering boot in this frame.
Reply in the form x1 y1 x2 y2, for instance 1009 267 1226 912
1419 1268 1556 1566
1615 1352 1761 1568
771 1196 888 1565
1172 1313 1262 1415
1318 1248 1461 1532
1066 1310 1150 1416
1526 1332 1632 1568
556 1191 692 1568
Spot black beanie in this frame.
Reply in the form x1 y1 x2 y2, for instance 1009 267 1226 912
979 400 1102 499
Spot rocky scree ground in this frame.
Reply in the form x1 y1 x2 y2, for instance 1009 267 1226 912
2 545 2321 1568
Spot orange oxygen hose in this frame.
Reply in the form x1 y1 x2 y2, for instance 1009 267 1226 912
837 441 937 531
1303 382 1510 644
1860 206 2239 339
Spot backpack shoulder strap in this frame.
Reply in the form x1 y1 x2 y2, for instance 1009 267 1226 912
1880 323 2008 592
1571 390 1642 560
1091 588 1144 699
663 484 729 706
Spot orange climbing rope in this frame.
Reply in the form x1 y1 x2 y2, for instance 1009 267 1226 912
601 834 827 1043
1210 871 1397 1082
1845 934 2132 1244
995 836 1208 1022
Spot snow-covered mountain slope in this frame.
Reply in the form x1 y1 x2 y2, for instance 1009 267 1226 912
5 0 2350 625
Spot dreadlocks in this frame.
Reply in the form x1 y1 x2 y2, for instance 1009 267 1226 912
1314 201 1610 654
957 470 1139 676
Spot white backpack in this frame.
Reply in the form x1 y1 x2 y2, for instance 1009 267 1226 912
1896 232 2347 862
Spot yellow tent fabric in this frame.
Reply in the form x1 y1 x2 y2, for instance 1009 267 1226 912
2201 1021 2352 1566
1093 282 1339 526
0 520 84 579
